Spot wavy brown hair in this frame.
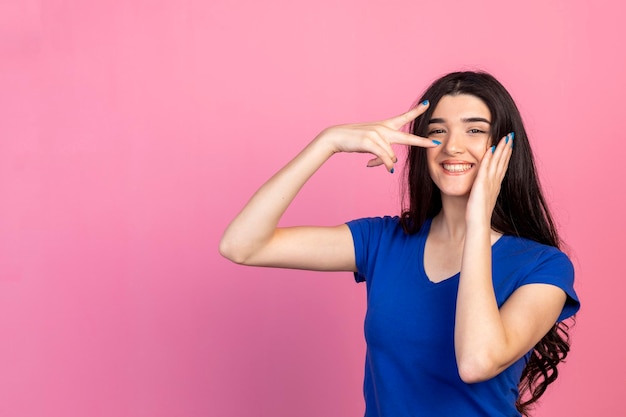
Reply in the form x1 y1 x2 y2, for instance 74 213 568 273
400 71 573 416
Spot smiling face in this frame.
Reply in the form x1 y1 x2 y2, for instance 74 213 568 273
426 94 492 198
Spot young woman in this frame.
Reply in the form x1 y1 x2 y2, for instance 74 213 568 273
220 71 580 417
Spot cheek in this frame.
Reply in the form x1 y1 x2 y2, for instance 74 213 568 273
426 147 438 162
425 150 441 182
471 140 490 162
426 149 438 169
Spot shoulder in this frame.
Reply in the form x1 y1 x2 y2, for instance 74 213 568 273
496 236 579 321
347 216 433 247
347 215 401 240
498 236 573 273
347 215 430 236
347 215 401 229
347 216 428 283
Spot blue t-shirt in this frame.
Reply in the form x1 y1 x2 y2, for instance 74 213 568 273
347 216 580 417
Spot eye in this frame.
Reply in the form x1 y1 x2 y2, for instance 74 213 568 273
428 128 446 135
468 128 487 134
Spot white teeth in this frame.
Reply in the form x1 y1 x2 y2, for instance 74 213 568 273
443 163 473 172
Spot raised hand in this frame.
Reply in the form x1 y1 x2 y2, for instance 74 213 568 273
221 103 439 268
316 101 440 173
466 132 514 225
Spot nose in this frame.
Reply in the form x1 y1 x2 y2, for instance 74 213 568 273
442 130 465 155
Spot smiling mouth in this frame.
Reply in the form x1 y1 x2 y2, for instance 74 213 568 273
442 163 474 173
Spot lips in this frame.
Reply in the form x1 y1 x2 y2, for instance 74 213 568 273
441 162 474 173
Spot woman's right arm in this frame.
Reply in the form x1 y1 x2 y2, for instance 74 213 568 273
219 102 435 271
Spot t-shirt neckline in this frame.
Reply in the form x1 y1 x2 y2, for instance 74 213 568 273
418 217 507 285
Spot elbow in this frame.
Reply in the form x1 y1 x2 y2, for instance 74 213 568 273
218 236 250 265
220 229 275 266
456 354 498 384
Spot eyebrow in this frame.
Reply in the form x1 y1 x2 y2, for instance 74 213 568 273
428 117 491 124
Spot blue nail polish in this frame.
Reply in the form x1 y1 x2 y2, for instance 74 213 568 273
390 167 395 174
422 100 429 106
432 139 441 145
506 135 509 144
491 145 496 153
511 132 515 140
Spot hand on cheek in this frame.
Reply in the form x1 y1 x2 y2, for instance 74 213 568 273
466 132 514 225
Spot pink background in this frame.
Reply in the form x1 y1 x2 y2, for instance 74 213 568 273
1 0 624 416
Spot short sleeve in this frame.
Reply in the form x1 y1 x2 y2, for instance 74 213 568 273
346 217 386 283
520 249 580 322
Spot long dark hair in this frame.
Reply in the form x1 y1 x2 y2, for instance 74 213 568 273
400 71 572 416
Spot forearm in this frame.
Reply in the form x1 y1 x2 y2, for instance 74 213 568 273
219 135 336 264
455 221 508 382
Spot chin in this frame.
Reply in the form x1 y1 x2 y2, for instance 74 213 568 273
436 183 473 198
441 191 471 199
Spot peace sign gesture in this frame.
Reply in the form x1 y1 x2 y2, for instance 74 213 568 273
222 100 441 270
318 101 440 172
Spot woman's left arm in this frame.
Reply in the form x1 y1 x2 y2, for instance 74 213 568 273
455 134 567 383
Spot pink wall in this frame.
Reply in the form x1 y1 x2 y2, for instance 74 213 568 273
1 0 623 416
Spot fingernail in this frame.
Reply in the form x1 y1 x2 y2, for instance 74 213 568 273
491 145 496 153
432 139 441 145
506 135 510 144
390 167 395 174
422 100 429 106
511 132 515 140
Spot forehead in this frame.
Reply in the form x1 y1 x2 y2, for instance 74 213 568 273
431 94 491 121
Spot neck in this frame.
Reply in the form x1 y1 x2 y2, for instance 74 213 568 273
432 194 469 242
431 194 501 245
